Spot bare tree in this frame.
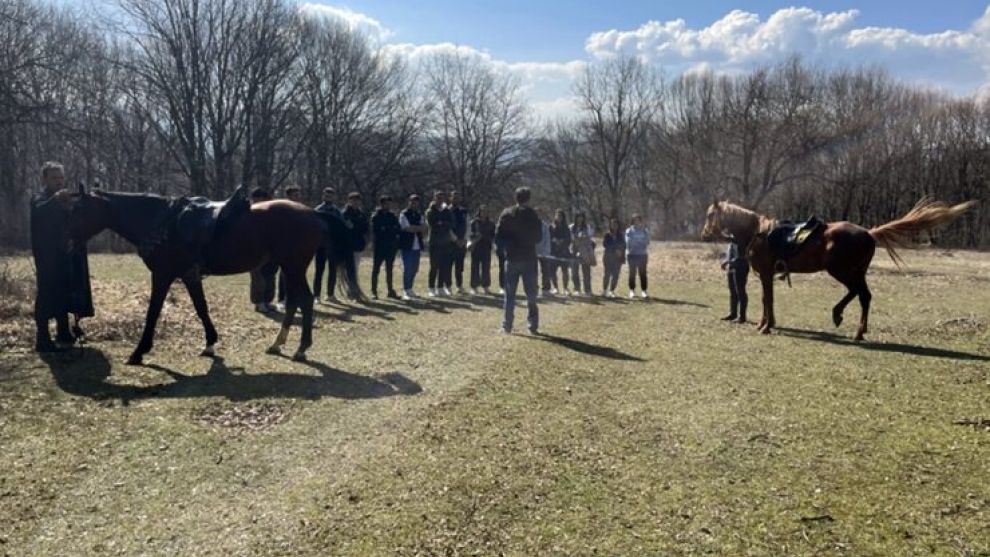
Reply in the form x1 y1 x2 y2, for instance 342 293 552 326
425 51 529 204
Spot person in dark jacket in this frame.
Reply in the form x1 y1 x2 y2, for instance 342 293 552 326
601 217 625 298
342 192 369 298
31 161 94 352
495 187 542 334
370 195 401 299
398 194 427 300
426 190 455 297
548 209 572 295
468 204 496 294
449 190 469 294
312 187 342 302
721 235 749 323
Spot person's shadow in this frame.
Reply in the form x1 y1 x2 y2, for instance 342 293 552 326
40 348 422 405
519 333 646 362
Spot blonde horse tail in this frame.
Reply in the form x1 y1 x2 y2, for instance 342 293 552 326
869 197 976 267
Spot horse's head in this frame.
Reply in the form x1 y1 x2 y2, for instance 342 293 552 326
67 183 112 244
701 198 724 241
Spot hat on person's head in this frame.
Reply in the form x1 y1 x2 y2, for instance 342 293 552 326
409 194 420 202
379 194 393 204
348 191 361 200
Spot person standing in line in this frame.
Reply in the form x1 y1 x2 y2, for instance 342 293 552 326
549 209 572 296
601 217 626 298
313 187 342 302
248 187 278 313
398 194 427 300
625 214 651 299
426 190 454 297
536 208 554 298
370 195 401 299
495 187 543 335
570 212 595 296
468 204 496 294
449 190 470 294
721 234 749 323
342 191 369 298
31 161 94 351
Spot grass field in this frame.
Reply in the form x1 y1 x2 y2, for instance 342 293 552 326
1 243 988 556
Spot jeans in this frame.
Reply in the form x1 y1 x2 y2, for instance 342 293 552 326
602 257 623 292
470 246 492 289
539 258 554 291
401 249 421 291
312 247 337 298
496 248 506 290
371 248 397 295
250 262 277 304
628 254 648 291
451 244 467 288
728 265 749 318
571 261 592 294
548 257 568 290
429 244 452 289
503 259 539 332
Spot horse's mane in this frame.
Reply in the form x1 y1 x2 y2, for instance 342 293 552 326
719 201 771 237
95 190 173 245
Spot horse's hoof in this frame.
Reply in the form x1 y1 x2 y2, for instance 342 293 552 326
853 334 865 342
291 352 307 362
266 346 281 355
833 312 843 327
760 327 772 335
200 345 216 357
126 355 143 365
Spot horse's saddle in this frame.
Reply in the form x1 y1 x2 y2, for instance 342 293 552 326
768 216 825 261
174 185 250 250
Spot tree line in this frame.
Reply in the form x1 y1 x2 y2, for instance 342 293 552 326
1 0 986 249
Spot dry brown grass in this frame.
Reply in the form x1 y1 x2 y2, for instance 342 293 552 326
0 245 988 556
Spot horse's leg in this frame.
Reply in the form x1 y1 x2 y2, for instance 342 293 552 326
267 266 294 355
758 273 774 334
831 289 856 327
181 271 219 357
854 277 872 342
293 273 314 362
129 272 172 365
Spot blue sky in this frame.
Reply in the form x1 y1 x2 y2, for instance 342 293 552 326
299 1 990 118
325 0 990 63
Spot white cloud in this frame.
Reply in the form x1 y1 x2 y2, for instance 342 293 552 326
585 7 990 94
298 3 392 41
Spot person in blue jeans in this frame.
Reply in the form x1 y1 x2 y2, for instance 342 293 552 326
398 194 427 300
495 187 543 334
625 214 651 299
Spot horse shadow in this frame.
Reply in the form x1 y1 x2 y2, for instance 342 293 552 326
39 348 423 404
519 333 646 362
645 297 710 308
775 327 990 362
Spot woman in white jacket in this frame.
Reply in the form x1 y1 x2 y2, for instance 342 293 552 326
625 214 651 298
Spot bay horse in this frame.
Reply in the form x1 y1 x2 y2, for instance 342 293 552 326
67 188 349 364
702 198 975 340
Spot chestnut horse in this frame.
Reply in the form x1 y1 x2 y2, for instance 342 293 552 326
702 198 975 340
68 189 334 364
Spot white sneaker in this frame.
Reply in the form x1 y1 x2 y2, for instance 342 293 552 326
641 291 649 299
550 287 558 295
428 288 437 297
443 287 453 297
628 291 636 299
469 288 477 295
498 288 505 295
401 292 411 301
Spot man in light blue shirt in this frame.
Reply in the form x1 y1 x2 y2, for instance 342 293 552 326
625 214 651 299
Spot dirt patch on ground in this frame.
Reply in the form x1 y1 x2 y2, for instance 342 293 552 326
192 401 290 432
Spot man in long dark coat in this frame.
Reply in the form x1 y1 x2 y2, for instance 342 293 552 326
31 161 94 352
